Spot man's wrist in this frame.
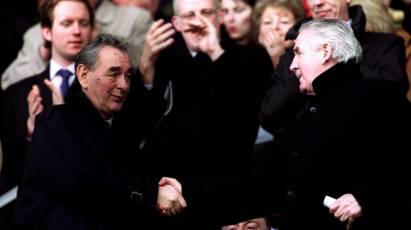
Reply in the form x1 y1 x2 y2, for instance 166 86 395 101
208 47 224 61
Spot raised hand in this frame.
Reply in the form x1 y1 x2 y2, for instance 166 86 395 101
44 79 65 105
26 85 44 139
157 177 187 216
329 193 362 229
139 19 175 85
259 30 286 67
196 15 224 61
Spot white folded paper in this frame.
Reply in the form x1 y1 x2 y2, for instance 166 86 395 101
323 195 336 208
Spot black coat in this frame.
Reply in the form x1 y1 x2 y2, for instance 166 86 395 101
15 89 157 230
130 34 272 228
264 62 411 229
1 68 54 194
260 5 408 135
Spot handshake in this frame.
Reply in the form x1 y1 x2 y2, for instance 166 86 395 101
156 177 187 216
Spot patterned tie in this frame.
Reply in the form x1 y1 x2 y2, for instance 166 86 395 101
57 69 72 96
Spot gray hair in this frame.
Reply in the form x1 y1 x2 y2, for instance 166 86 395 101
172 0 220 15
299 19 362 63
75 33 129 73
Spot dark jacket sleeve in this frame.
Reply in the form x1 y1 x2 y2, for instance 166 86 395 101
259 49 307 136
25 108 150 212
360 33 408 93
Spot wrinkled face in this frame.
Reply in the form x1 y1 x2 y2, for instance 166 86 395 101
290 31 326 95
220 0 253 44
172 0 220 51
42 1 92 64
259 6 296 41
222 218 269 230
307 0 350 20
79 46 133 119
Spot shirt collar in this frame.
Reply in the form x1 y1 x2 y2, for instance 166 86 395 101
49 59 75 80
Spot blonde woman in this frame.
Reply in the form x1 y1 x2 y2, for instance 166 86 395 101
254 0 305 66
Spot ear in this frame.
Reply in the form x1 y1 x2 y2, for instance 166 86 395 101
172 16 182 32
77 64 90 90
41 27 52 43
321 43 332 64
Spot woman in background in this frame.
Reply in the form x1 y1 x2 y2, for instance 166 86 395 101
254 0 305 67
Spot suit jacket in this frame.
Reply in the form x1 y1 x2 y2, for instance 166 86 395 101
264 62 411 229
0 68 53 194
260 5 408 135
1 0 153 90
15 88 155 230
127 34 272 229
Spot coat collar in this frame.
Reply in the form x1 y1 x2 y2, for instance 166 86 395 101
312 61 361 98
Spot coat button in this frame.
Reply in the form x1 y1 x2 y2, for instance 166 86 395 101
309 106 317 114
130 190 143 202
286 190 295 198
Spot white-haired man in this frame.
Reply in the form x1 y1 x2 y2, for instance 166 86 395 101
269 18 410 230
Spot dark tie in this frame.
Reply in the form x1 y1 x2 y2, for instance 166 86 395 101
57 69 72 96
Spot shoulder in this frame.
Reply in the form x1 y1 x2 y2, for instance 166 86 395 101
23 23 41 39
99 0 151 23
362 32 404 47
5 71 45 96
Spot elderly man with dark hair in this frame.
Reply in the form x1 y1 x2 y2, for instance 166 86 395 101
14 33 186 230
262 18 410 230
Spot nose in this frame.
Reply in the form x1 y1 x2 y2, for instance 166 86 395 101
290 56 298 73
117 75 130 92
187 14 205 28
72 22 81 34
225 11 235 22
273 18 280 31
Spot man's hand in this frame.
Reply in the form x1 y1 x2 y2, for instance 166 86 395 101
196 15 224 61
157 177 187 216
139 19 175 85
44 79 65 105
329 193 362 229
26 85 44 139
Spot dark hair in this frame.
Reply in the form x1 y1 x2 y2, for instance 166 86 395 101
75 33 129 73
40 0 94 29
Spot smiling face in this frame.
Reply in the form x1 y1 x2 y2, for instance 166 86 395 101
172 0 220 51
220 0 253 44
42 0 92 66
78 46 133 119
307 0 350 21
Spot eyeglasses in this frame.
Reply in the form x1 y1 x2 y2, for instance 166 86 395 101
178 8 217 22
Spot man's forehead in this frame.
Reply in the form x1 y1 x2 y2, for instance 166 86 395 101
178 0 217 13
98 46 131 67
